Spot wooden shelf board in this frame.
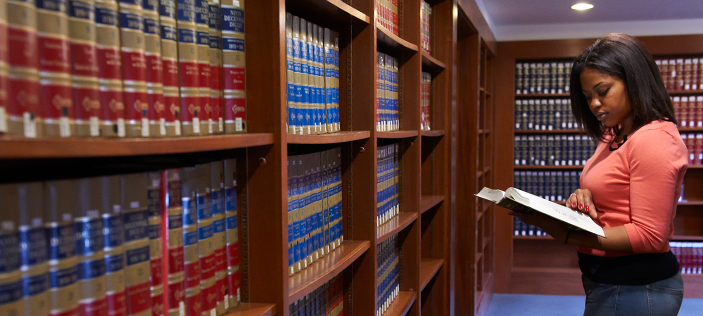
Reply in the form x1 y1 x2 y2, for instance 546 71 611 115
376 130 418 139
514 165 584 170
514 129 583 134
687 165 703 169
0 133 274 159
679 128 703 132
377 212 418 245
288 240 370 302
287 131 370 144
285 0 370 29
419 259 444 292
678 201 703 206
382 291 416 316
421 51 446 70
420 130 445 137
376 22 418 53
669 89 703 95
513 236 553 241
420 195 444 214
672 235 703 241
515 93 570 98
223 303 276 316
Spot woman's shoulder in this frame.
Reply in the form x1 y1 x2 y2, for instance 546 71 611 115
628 120 686 153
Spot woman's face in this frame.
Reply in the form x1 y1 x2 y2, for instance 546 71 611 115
580 67 634 134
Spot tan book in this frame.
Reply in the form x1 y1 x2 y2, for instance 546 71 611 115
118 0 150 137
95 0 126 137
223 158 239 307
101 175 128 316
221 0 246 133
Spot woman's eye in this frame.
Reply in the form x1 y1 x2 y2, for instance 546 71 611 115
598 88 609 97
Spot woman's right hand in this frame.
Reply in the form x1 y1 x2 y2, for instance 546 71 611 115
566 189 599 220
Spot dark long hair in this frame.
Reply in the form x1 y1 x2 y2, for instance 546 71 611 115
569 33 676 143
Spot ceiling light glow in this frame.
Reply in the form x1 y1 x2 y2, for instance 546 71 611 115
571 3 594 11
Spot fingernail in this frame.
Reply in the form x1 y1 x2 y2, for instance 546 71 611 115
586 206 590 211
579 204 584 209
572 202 577 207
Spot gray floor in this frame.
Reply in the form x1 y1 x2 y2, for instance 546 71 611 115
486 294 703 316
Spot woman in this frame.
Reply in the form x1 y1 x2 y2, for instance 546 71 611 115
514 33 687 316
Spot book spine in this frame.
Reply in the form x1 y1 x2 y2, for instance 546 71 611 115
37 0 73 137
306 21 320 134
94 0 125 137
320 150 329 257
70 0 101 137
176 0 199 136
313 153 323 261
44 180 80 316
0 0 7 134
159 0 179 136
287 157 294 276
332 32 339 132
146 173 164 316
220 0 245 133
17 183 49 316
143 0 165 137
121 174 152 316
181 167 201 316
102 176 127 316
208 0 222 134
285 14 295 134
209 161 227 315
314 25 326 134
194 164 215 316
0 186 22 315
302 154 312 267
376 52 382 132
7 0 41 137
223 159 239 308
291 156 301 273
195 0 210 135
325 29 334 133
165 169 185 316
118 0 149 137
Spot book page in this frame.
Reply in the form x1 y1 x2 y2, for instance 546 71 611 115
475 187 506 203
509 188 605 237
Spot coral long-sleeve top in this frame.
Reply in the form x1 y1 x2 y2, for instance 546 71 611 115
578 120 688 257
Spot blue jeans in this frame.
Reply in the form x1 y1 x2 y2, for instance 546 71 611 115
582 272 684 316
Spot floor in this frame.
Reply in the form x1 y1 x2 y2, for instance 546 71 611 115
485 294 703 316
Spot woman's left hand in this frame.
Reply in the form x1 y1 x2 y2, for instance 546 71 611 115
511 211 571 243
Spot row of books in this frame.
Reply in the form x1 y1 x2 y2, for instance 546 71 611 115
656 58 703 91
287 148 344 276
514 135 596 166
288 275 343 316
376 234 400 316
514 171 582 203
682 133 703 165
515 62 573 95
513 217 550 237
1 0 248 139
514 99 579 131
377 53 400 132
0 163 241 316
670 241 703 275
285 13 341 135
376 0 399 36
420 1 432 55
377 144 400 226
421 72 432 131
672 96 703 128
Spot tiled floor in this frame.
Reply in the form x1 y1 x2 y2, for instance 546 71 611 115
486 294 703 316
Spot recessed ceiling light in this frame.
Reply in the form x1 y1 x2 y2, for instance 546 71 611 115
571 3 594 11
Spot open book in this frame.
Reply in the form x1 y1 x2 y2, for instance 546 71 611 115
476 187 605 237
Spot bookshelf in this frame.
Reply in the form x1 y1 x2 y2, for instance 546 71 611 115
495 34 703 299
0 0 498 315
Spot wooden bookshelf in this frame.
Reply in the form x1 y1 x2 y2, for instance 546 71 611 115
420 130 445 137
514 129 583 134
224 303 277 316
419 259 444 291
383 291 417 316
287 131 371 144
376 130 419 139
376 21 419 53
378 212 419 245
495 34 703 299
421 51 446 70
420 195 444 214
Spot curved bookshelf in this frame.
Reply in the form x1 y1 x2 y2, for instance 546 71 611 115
376 22 418 53
0 133 275 159
419 259 443 292
287 131 371 144
288 240 370 302
376 130 419 139
421 51 446 70
223 303 277 316
420 195 444 214
285 0 370 29
377 212 418 245
382 291 416 316
420 130 445 137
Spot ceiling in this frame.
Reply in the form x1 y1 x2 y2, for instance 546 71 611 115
474 0 703 41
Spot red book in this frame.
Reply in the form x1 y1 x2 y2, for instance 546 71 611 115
69 0 101 138
696 96 703 128
224 159 240 308
119 0 149 137
146 172 164 316
221 0 246 134
159 0 180 136
0 3 7 134
102 176 127 316
686 133 696 165
210 161 227 314
196 0 211 134
95 0 125 137
165 169 185 316
695 134 703 166
181 167 202 316
177 0 201 136
195 164 216 316
208 0 223 134
7 0 40 137
143 0 165 138
672 97 681 123
681 96 689 128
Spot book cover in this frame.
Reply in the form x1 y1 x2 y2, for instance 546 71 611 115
177 0 201 136
320 150 329 256
314 25 326 134
291 155 302 273
101 176 127 316
164 169 185 316
299 19 312 135
288 157 295 276
7 0 41 137
285 14 296 134
220 0 245 133
196 0 212 135
325 29 335 133
146 172 164 316
75 177 110 316
44 179 80 316
180 167 202 316
121 173 153 316
16 182 49 315
208 0 223 134
223 159 239 308
160 0 181 136
302 153 312 267
0 184 23 315
332 147 342 248
118 0 149 137
195 163 216 316
38 0 73 138
332 31 339 132
69 0 101 138
312 152 322 261
306 21 321 134
376 52 383 132
94 0 125 137
0 1 7 134
209 161 227 314
143 0 166 138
